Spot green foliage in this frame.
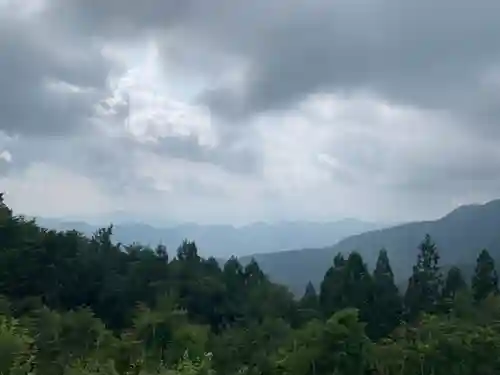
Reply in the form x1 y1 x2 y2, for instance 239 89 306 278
3 197 500 374
0 315 35 375
443 266 467 300
319 253 346 316
274 309 371 375
404 234 443 320
371 249 402 339
373 314 500 375
472 249 499 302
298 282 321 322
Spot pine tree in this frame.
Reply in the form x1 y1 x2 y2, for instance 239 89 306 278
319 253 346 317
442 266 467 301
301 282 319 310
440 266 467 314
341 252 374 329
177 240 200 262
370 249 402 338
244 259 267 287
320 252 374 320
298 282 321 322
404 234 443 320
472 249 499 302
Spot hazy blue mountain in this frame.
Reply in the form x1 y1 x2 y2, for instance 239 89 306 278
241 199 500 295
35 217 384 259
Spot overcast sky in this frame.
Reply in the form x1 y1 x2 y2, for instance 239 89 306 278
1 0 500 225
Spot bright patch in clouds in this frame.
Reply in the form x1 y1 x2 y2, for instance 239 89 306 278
0 0 46 18
0 150 12 163
0 163 112 218
96 39 217 147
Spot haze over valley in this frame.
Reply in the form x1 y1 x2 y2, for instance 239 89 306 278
36 217 386 259
35 198 500 295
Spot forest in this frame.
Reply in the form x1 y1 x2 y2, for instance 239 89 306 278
1 194 500 375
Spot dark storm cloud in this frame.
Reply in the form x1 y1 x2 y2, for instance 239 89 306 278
52 0 191 37
3 0 500 204
0 0 256 176
0 15 110 136
8 0 500 133
6 0 500 135
189 0 500 133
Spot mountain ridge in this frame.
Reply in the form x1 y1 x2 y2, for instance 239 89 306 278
240 199 500 295
35 217 385 259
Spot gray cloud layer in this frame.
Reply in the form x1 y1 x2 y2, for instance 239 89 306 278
193 1 500 130
0 9 110 136
1 0 500 223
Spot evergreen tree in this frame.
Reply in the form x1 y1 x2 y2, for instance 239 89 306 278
154 243 169 262
177 240 200 262
244 259 267 287
298 282 320 322
472 249 499 302
301 282 319 309
404 234 443 320
319 253 346 317
320 252 373 320
442 266 467 301
371 249 402 338
440 266 467 314
342 252 373 318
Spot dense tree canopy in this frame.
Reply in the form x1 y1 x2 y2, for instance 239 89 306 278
472 249 499 302
1 195 500 374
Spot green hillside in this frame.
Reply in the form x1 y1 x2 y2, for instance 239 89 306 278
3 195 500 374
242 200 500 295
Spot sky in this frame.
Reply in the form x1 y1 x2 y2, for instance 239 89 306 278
1 0 500 225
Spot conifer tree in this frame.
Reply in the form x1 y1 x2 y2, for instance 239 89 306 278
442 266 467 301
371 249 402 338
177 240 200 262
440 266 468 314
472 249 499 302
342 252 373 317
320 252 373 320
301 282 319 310
404 234 443 320
244 259 267 287
298 282 321 322
319 253 346 317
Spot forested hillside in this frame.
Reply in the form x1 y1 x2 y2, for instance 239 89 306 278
247 199 500 294
2 194 500 374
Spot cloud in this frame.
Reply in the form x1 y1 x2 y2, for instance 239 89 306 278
1 0 500 226
0 150 12 163
185 0 500 135
0 162 113 218
0 0 111 136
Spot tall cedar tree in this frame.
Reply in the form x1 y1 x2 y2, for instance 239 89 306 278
440 266 467 314
442 266 467 301
301 282 319 310
341 252 373 325
319 253 346 317
404 234 443 320
472 249 499 301
320 252 373 321
298 282 321 322
371 249 402 339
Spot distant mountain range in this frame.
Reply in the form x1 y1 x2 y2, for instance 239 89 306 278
35 217 385 259
241 199 500 295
